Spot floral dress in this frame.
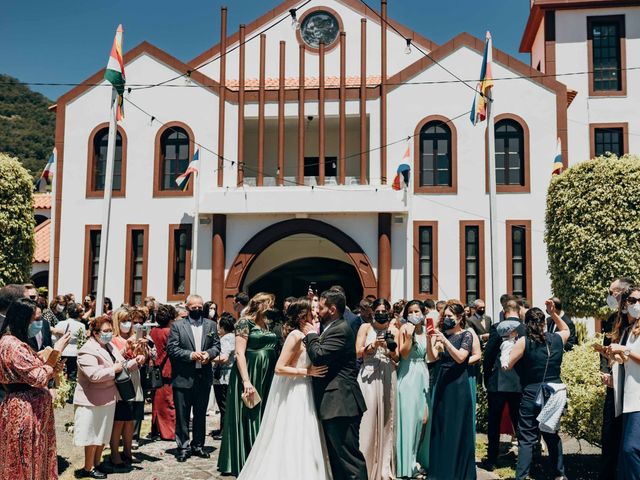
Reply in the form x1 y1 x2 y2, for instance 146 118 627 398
0 335 57 479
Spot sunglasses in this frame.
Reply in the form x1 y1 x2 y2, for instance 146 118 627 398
627 297 640 305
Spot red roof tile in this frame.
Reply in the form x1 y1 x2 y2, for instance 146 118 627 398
33 219 50 263
34 193 52 209
226 75 381 91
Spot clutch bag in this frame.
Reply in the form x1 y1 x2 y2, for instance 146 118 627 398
241 390 262 409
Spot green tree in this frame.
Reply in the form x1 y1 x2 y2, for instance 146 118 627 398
545 154 640 317
0 153 35 286
0 74 55 180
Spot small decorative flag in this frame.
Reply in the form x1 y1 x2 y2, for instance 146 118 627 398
552 138 563 175
104 24 126 121
470 31 494 126
175 149 200 191
393 141 411 190
36 148 56 191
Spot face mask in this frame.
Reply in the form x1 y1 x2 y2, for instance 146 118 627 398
476 309 485 316
99 332 113 344
56 304 65 313
208 310 216 319
443 317 457 330
120 322 132 333
607 294 619 310
28 320 43 338
407 313 424 326
629 303 640 320
189 309 203 320
399 317 408 325
374 313 389 324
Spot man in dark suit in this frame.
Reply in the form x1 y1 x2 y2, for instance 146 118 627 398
482 299 526 471
545 297 577 351
167 294 220 462
467 298 492 346
303 290 368 480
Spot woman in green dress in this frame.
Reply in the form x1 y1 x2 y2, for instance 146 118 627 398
217 292 278 476
396 300 430 479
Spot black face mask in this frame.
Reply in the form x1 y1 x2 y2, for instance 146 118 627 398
189 309 203 320
476 309 485 316
374 312 389 324
443 317 457 330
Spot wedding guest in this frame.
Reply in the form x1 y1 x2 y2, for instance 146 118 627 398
396 300 430 478
211 313 236 440
506 304 570 480
52 302 86 382
607 286 640 479
0 298 70 479
149 304 177 441
168 294 220 463
356 298 398 480
73 316 143 479
218 292 278 476
204 301 218 324
391 299 407 329
42 294 68 326
109 307 151 465
427 301 476 480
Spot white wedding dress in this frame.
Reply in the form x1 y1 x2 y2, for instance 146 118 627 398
237 331 333 480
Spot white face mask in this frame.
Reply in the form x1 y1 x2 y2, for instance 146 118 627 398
407 313 425 326
56 304 65 313
120 322 132 333
629 303 640 320
607 294 619 310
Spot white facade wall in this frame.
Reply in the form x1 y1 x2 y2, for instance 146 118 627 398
554 7 640 164
56 0 589 311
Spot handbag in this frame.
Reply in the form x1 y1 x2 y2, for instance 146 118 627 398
534 339 552 407
142 354 169 390
241 390 262 409
106 345 136 401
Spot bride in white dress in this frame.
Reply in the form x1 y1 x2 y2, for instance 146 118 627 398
237 297 333 479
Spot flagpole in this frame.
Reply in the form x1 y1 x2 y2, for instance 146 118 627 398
486 91 500 322
47 152 57 298
191 162 200 294
95 89 118 317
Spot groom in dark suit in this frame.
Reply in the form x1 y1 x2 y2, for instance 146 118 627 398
167 294 220 462
303 290 368 480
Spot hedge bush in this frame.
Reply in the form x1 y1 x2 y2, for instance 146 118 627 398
546 154 640 318
0 153 35 286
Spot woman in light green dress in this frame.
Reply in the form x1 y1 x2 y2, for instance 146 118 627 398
396 300 430 479
217 293 278 477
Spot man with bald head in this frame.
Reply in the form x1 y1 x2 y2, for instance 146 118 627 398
168 294 221 462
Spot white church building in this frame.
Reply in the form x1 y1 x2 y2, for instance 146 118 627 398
49 0 639 314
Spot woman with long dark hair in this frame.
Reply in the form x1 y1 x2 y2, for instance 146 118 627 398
0 298 70 479
427 300 476 480
606 286 640 479
149 304 177 441
356 297 399 479
506 303 570 480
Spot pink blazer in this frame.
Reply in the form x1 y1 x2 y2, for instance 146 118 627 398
73 337 138 407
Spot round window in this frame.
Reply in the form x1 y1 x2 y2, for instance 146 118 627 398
300 10 340 49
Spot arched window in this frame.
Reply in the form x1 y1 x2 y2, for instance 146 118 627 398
153 123 194 197
495 119 524 186
415 116 457 194
420 122 451 187
86 124 126 197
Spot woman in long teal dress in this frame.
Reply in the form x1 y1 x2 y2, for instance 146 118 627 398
396 300 430 479
427 301 476 480
217 293 278 476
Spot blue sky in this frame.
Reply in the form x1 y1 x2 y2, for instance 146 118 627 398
1 0 531 101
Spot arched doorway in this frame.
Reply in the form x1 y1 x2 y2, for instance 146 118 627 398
223 219 377 312
246 257 363 309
